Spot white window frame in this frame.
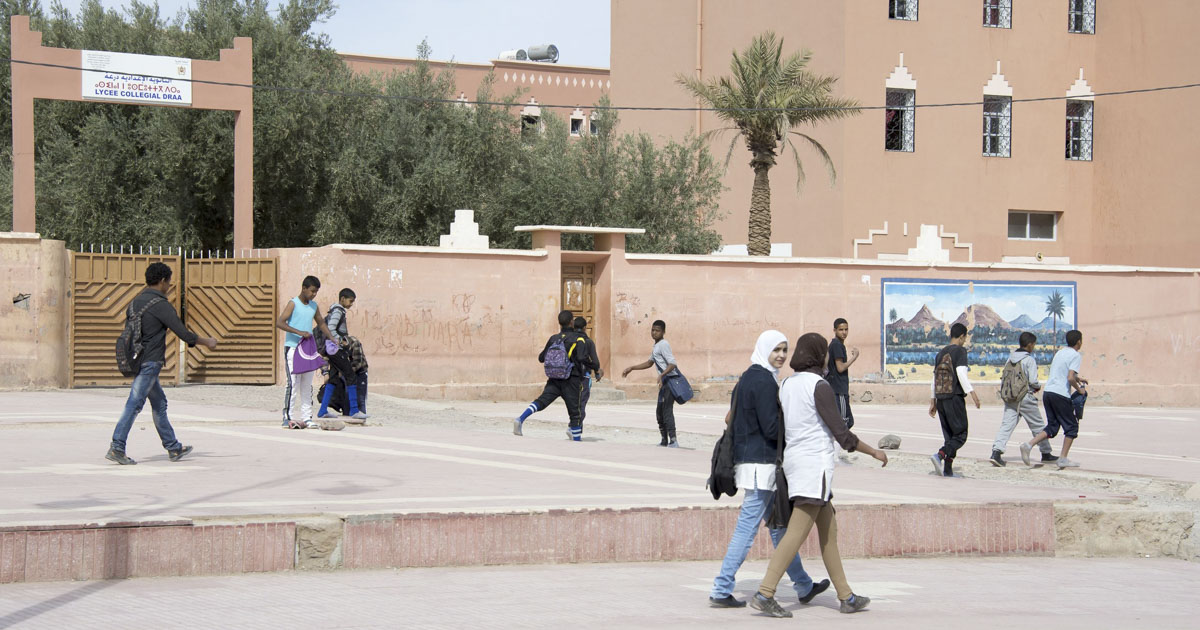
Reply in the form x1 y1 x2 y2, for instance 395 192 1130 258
983 95 1012 157
1065 99 1093 161
889 0 917 21
1008 211 1058 241
884 88 915 152
984 0 1012 28
1068 0 1096 34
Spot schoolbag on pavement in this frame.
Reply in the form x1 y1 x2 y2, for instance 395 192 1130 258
115 296 165 377
543 334 576 380
999 359 1031 403
933 349 957 396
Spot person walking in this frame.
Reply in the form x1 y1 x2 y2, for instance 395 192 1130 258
825 318 859 429
621 320 680 447
572 316 604 424
751 333 888 617
1020 330 1088 469
990 332 1055 466
106 262 217 465
512 310 599 441
928 323 981 477
709 330 829 609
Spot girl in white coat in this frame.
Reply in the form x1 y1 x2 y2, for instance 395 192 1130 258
751 333 888 618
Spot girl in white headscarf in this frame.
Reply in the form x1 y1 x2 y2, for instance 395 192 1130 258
708 331 828 608
752 333 888 618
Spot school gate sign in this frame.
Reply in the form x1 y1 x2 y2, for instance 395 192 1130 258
8 15 255 252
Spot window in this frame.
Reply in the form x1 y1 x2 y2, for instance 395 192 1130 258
1008 211 1057 240
889 0 917 20
885 89 915 152
1069 0 1095 33
983 0 1011 28
983 95 1011 157
589 115 599 135
1065 100 1093 160
570 117 584 136
521 114 541 139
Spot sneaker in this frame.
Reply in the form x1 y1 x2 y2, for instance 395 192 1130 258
929 453 944 476
658 436 669 447
839 593 870 614
105 449 137 465
566 428 574 440
351 411 368 420
168 445 193 462
1057 457 1080 468
666 439 680 448
1019 442 1033 467
512 419 523 436
708 594 746 608
750 593 792 618
304 420 320 429
318 410 340 419
281 419 290 429
1040 453 1059 463
799 579 830 604
989 449 1006 467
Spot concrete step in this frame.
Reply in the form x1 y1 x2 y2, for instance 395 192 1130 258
588 384 626 402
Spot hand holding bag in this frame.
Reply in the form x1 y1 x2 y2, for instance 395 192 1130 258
764 382 792 529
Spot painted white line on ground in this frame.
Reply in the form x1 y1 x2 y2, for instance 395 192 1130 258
187 426 700 491
0 493 704 517
329 430 708 480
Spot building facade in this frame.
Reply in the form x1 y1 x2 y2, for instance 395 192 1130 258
610 0 1200 266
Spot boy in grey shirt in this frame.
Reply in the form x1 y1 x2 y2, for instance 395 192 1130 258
622 319 679 447
990 332 1055 466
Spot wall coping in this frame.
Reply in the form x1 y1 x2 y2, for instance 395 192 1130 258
624 253 1200 275
514 225 645 235
0 231 41 243
331 243 546 257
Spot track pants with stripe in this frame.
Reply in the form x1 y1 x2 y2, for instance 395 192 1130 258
282 346 314 426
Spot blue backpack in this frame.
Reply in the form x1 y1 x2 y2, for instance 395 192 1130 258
543 334 576 380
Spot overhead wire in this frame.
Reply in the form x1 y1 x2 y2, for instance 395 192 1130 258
5 56 1200 113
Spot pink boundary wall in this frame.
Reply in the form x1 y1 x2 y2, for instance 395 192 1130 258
273 244 1200 406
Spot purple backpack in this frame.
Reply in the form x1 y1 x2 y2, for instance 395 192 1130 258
291 336 327 374
543 334 575 380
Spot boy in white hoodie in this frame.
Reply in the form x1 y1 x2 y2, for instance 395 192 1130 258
989 332 1056 467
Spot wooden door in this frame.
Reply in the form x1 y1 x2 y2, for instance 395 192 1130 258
560 263 595 337
183 257 278 384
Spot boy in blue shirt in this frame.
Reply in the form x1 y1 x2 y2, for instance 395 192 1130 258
1020 330 1088 469
276 275 337 429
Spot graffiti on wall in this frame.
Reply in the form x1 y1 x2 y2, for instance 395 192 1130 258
357 293 500 355
881 278 1078 382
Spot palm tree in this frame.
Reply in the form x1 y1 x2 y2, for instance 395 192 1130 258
889 308 899 323
677 32 860 256
1045 291 1066 345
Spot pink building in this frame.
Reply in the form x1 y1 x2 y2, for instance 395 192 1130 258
342 54 611 138
610 0 1200 267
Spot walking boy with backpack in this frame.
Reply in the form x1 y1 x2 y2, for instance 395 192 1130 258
1020 330 1088 469
990 332 1056 467
317 288 368 421
928 323 981 477
107 262 217 465
513 310 599 441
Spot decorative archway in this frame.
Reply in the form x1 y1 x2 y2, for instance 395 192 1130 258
8 15 255 251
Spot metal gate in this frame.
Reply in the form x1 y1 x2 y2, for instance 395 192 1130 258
69 253 182 386
69 252 278 387
183 258 278 384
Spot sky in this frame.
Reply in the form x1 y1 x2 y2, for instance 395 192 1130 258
883 280 1077 326
60 0 612 67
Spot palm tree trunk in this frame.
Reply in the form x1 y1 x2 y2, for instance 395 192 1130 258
747 161 772 256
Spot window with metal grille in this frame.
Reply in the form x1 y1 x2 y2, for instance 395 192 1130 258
984 0 1011 28
983 95 1011 157
1065 100 1093 161
889 0 917 20
1069 0 1095 33
1008 211 1057 240
885 89 915 152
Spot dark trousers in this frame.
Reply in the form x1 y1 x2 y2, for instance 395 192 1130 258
935 395 969 461
320 371 368 415
657 385 677 440
533 376 585 430
834 393 854 429
326 349 358 386
580 374 592 421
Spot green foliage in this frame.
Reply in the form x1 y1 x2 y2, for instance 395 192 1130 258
0 1 724 253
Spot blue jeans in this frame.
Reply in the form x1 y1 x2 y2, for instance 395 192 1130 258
711 487 813 599
110 361 181 452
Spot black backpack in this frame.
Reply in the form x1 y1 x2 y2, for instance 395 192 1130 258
115 295 164 377
707 384 740 500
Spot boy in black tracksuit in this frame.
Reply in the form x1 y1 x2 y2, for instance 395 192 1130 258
572 316 605 423
928 323 982 477
513 310 600 441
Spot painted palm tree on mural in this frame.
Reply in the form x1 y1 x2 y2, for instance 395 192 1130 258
1045 290 1066 345
677 32 860 256
889 308 900 323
